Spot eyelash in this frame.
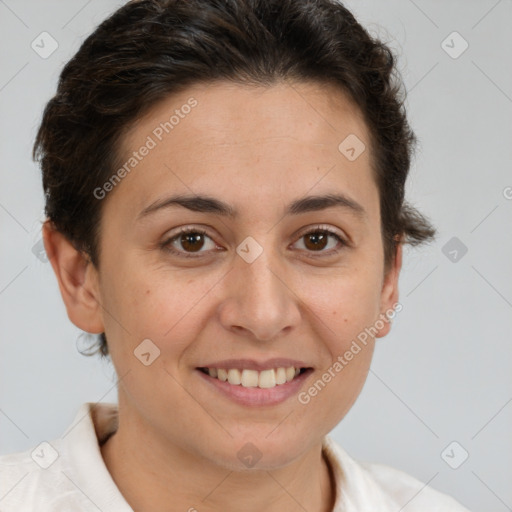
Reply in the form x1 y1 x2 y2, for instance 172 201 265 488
160 225 347 259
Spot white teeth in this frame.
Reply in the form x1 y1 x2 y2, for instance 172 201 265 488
275 367 287 385
241 369 259 387
227 368 241 385
204 366 304 389
258 369 276 388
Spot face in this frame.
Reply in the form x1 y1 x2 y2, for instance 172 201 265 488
56 80 401 470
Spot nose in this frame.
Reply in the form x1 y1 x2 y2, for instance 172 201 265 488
217 244 302 342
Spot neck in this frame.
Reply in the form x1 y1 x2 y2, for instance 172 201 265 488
100 407 335 512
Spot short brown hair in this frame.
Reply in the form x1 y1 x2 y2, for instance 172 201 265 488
34 0 436 358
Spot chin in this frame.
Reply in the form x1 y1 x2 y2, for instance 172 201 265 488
204 433 310 472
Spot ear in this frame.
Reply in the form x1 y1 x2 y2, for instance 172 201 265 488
375 239 403 339
42 220 105 334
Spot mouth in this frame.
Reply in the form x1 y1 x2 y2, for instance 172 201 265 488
197 366 312 389
195 358 314 406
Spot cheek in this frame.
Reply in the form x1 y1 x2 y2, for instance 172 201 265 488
104 268 217 354
296 282 378 431
301 267 382 341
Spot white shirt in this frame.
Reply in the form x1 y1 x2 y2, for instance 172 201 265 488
0 402 471 511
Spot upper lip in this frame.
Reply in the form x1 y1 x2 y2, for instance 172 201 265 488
197 358 312 371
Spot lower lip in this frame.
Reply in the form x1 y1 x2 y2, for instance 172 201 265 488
195 368 313 407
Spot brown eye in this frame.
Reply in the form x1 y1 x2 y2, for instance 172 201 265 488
294 228 346 256
303 231 329 251
179 232 206 252
162 228 218 258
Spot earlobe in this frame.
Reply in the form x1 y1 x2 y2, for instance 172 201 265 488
42 221 105 334
375 240 403 339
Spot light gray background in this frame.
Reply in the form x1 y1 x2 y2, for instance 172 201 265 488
1 1 511 511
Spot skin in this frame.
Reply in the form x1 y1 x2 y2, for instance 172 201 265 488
44 80 402 512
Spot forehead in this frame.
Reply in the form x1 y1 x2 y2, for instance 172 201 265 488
107 80 377 222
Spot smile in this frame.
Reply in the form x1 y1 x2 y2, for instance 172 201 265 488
198 366 307 389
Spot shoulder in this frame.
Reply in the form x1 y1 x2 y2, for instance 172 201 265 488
360 460 472 511
0 444 59 511
0 402 127 512
0 437 95 511
0 447 35 496
323 436 472 512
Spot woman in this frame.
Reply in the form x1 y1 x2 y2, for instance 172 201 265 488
0 0 471 510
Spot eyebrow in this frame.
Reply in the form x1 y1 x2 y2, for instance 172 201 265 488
137 192 367 221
